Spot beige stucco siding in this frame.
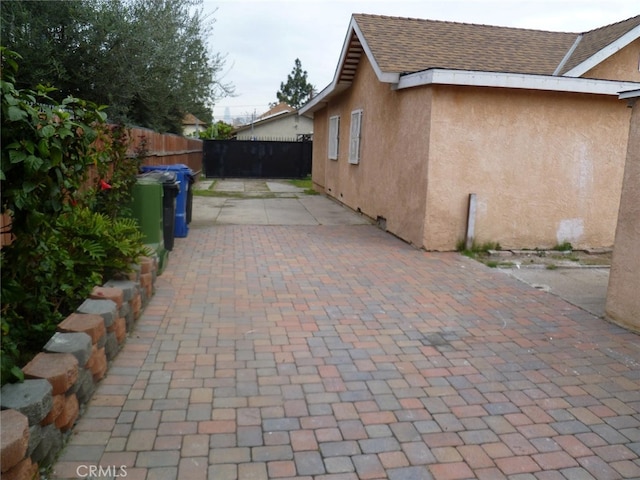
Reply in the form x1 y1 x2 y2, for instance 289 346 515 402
584 38 640 81
311 35 636 251
423 86 629 250
311 108 328 191
318 55 431 246
236 115 313 140
606 95 640 332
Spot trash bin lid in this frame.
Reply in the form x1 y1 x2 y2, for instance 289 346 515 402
137 170 178 185
142 164 193 175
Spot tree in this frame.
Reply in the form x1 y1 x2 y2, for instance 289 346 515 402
276 58 315 109
0 0 233 133
198 120 234 139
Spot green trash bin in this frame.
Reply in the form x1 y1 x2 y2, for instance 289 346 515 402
130 176 168 272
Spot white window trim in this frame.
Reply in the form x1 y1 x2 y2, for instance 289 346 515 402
348 109 363 165
328 115 340 160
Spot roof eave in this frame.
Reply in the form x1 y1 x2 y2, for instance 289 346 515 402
298 15 399 116
396 69 640 95
619 88 640 102
563 24 640 77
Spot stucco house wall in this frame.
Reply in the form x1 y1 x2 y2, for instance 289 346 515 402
319 55 431 246
304 14 640 251
585 38 640 81
605 90 640 332
314 52 631 250
424 86 630 250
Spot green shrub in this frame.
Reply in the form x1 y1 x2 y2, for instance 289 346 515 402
553 241 573 252
1 48 149 385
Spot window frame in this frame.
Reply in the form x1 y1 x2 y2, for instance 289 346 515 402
328 115 340 160
348 109 363 165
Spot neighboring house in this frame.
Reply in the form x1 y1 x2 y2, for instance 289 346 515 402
606 88 640 332
182 113 207 137
235 103 313 141
300 14 640 250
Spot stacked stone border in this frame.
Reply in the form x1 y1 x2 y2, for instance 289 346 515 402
0 255 159 479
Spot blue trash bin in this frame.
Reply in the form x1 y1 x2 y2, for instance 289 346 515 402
141 164 194 238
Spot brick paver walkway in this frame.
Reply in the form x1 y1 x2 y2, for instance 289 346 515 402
52 225 640 479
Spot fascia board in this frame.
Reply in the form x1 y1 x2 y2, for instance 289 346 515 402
299 17 359 116
619 88 640 100
563 25 640 77
299 83 347 115
299 16 398 115
396 69 640 95
351 20 400 84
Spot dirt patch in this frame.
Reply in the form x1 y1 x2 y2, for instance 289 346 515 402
482 249 612 269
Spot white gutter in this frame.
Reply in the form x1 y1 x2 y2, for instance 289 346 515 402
619 88 640 100
396 69 640 96
563 24 640 77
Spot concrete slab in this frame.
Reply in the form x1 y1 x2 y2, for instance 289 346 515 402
190 179 371 227
502 267 610 317
266 180 305 193
298 196 370 226
213 180 245 192
216 198 269 224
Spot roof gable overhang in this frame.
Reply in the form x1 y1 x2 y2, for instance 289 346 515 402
563 24 640 77
300 16 398 115
397 69 640 95
299 15 640 116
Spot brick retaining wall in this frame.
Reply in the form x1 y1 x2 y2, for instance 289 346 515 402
0 255 159 479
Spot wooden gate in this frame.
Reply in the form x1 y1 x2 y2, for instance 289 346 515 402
202 139 312 178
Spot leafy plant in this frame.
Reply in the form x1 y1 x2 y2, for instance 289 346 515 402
1 49 149 385
197 120 234 140
553 241 573 252
91 124 147 219
457 239 501 258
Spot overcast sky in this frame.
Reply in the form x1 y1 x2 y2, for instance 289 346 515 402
202 0 639 121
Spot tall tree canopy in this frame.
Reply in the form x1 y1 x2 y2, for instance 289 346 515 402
1 0 233 133
276 58 315 109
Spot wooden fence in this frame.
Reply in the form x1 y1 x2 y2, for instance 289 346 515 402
132 127 203 174
1 127 203 248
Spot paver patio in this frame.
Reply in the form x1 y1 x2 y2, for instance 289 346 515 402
52 222 640 479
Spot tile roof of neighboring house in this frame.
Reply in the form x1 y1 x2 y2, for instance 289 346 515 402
301 13 640 114
351 13 640 76
182 113 207 126
258 102 294 119
234 109 298 133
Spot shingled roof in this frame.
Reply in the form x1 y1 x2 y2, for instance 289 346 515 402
351 13 640 77
560 15 640 75
300 13 640 115
353 14 576 76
